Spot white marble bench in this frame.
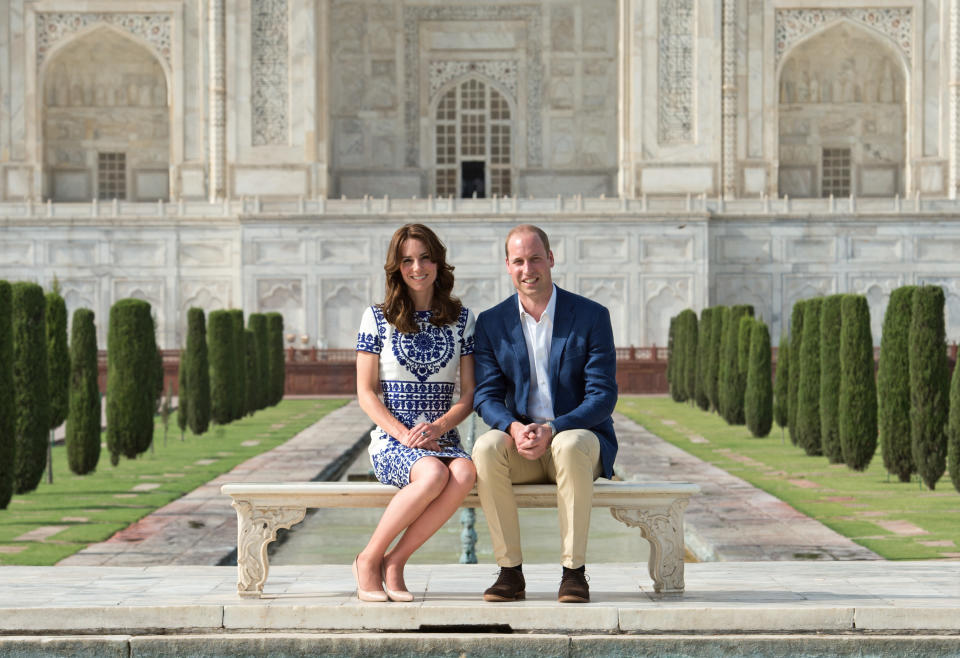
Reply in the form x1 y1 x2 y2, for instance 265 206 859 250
220 481 700 598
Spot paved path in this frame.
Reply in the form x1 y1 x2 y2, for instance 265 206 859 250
612 414 881 561
57 401 373 567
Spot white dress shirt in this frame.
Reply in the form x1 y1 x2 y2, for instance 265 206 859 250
518 285 557 423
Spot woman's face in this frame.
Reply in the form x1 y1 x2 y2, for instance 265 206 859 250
398 237 437 296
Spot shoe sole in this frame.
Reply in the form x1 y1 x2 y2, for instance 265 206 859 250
483 591 526 602
557 594 589 603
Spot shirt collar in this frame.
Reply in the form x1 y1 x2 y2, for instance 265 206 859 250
517 284 557 324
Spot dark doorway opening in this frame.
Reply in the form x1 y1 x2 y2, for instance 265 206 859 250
461 161 485 198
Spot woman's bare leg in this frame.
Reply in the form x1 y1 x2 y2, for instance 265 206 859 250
382 458 476 592
355 457 450 592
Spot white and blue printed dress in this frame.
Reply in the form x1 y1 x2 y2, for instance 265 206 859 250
355 305 475 488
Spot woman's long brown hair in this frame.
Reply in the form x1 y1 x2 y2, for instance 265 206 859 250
382 224 461 334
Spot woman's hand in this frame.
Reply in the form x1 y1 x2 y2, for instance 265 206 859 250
403 421 443 450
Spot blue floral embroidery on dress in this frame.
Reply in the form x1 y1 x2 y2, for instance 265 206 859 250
391 311 457 382
355 306 387 353
457 307 475 355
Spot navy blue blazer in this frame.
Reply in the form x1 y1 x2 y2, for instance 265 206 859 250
473 286 618 479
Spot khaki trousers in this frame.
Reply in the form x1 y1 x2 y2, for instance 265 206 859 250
473 428 601 569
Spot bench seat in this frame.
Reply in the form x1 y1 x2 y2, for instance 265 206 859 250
221 481 699 598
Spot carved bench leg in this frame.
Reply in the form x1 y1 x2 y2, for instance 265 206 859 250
232 500 306 598
610 499 688 594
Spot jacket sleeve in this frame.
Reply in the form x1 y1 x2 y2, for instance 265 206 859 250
472 313 517 432
552 306 618 433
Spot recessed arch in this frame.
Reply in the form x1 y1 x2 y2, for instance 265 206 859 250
40 25 171 201
776 20 907 198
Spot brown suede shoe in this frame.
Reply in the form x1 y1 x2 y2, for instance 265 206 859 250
558 567 589 603
483 567 526 602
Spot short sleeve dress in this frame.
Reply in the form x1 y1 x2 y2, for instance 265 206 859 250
355 305 475 488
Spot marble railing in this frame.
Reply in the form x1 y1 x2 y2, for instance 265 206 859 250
5 194 960 220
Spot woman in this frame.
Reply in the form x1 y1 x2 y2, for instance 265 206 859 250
353 223 477 602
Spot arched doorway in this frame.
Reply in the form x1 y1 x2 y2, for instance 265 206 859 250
432 76 514 198
42 27 170 201
777 22 906 198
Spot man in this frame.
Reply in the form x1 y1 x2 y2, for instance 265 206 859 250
472 224 618 603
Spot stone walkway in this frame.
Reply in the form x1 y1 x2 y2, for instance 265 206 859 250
57 401 373 566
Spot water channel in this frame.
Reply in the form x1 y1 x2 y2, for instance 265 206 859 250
272 416 652 566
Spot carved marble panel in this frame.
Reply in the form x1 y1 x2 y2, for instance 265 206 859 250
782 276 836 322
786 237 836 263
114 241 165 267
578 276 626 344
48 241 97 267
577 236 627 263
549 117 577 166
716 275 774 326
0 242 34 267
456 277 498 317
850 238 902 263
36 12 172 70
775 8 912 66
448 238 500 265
429 61 518 100
180 279 231 315
916 238 960 262
657 0 693 144
582 1 615 54
318 238 371 264
114 278 165 329
550 5 574 52
257 277 304 337
644 277 691 347
253 240 305 265
252 0 289 146
548 60 576 111
641 237 692 262
717 237 771 264
180 242 231 268
321 278 368 349
331 3 364 57
60 278 98 318
849 276 901 343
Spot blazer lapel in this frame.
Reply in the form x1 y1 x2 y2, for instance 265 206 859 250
506 300 530 418
549 288 571 398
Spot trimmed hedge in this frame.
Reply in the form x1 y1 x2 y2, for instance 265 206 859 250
796 297 823 456
773 333 789 431
744 318 773 438
66 308 101 475
909 286 949 490
738 314 752 375
106 299 156 465
249 313 269 412
787 301 806 446
208 310 234 425
695 308 712 411
0 281 14 508
185 307 210 435
244 328 258 416
948 345 960 493
819 294 844 463
177 326 189 436
719 305 754 424
706 306 726 412
667 315 680 401
878 285 916 482
266 312 285 406
678 309 698 404
230 310 246 421
46 292 69 430
838 295 877 471
12 282 49 494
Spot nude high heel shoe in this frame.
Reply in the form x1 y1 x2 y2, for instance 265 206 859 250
352 556 388 602
382 562 414 602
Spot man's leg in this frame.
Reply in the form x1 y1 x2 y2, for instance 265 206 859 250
472 429 547 567
547 429 601 569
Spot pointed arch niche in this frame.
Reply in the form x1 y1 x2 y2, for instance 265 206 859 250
777 21 906 198
41 26 171 202
430 75 516 198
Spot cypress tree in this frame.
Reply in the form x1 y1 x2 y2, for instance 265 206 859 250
679 309 698 404
0 281 14 508
12 282 49 493
706 306 726 412
244 328 258 416
666 315 679 400
745 319 773 438
208 310 234 425
909 286 950 490
878 286 916 482
695 308 712 411
248 313 269 411
719 305 754 424
230 310 246 421
177 332 189 438
819 294 844 463
106 299 156 465
46 292 70 431
947 349 960 493
773 333 789 433
186 308 210 435
788 301 806 446
266 312 285 406
66 308 101 475
839 295 877 471
796 297 823 456
738 314 752 375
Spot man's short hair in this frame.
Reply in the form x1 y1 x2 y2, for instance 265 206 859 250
504 224 551 257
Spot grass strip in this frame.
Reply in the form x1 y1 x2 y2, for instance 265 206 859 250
0 398 347 565
617 396 960 560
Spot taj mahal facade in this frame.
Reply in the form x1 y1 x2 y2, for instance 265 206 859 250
1 0 960 351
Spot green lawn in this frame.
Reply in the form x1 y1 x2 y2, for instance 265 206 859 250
617 396 960 561
0 398 347 565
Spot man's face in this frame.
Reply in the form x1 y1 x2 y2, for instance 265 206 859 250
506 231 554 299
